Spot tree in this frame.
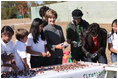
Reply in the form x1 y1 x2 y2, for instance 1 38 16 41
17 1 29 18
43 1 58 4
1 1 30 19
1 1 18 19
29 1 40 7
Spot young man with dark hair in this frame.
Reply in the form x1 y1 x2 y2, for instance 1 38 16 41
39 6 49 27
66 9 89 61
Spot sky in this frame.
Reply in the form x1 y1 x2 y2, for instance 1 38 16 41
27 1 43 7
37 1 43 4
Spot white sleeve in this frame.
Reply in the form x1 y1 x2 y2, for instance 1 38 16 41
44 40 47 45
1 44 5 54
10 41 14 53
1 60 3 65
108 34 112 43
16 44 27 58
7 41 14 55
26 36 33 46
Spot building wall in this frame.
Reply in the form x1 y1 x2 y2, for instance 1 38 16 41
31 1 117 23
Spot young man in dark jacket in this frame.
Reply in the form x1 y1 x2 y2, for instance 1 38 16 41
82 23 107 64
66 9 89 61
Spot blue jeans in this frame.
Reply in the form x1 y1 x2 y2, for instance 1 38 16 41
111 52 117 63
111 52 117 78
87 55 107 64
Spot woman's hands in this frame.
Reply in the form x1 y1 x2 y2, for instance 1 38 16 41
55 42 69 49
55 43 64 49
40 52 47 57
46 51 51 57
40 51 51 57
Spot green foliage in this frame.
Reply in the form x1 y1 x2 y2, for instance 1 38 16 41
43 1 58 4
30 1 40 7
1 1 18 19
1 1 30 20
1 1 62 19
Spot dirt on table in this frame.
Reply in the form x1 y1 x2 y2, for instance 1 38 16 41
1 18 112 64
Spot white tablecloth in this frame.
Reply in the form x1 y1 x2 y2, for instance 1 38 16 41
32 62 106 78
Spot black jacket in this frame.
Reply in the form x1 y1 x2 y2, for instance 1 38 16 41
43 24 65 58
66 19 89 44
82 28 107 57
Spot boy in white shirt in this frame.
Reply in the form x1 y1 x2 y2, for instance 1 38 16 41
14 28 29 70
1 26 18 72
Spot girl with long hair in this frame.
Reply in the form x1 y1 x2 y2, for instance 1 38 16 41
108 19 117 63
26 18 51 68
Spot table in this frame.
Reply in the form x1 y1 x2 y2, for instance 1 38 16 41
2 61 116 78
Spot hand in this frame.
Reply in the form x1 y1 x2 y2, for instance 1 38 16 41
86 52 97 59
55 43 64 49
25 64 30 69
91 53 98 59
9 53 14 60
63 42 69 48
2 53 13 63
41 52 47 57
77 42 82 47
86 52 92 58
1 53 7 62
11 59 16 64
46 51 51 57
71 41 78 47
71 41 82 47
12 64 19 71
2 52 7 56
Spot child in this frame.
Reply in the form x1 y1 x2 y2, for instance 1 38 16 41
108 19 117 63
14 28 29 70
1 26 18 72
26 18 51 68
